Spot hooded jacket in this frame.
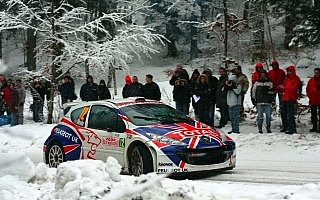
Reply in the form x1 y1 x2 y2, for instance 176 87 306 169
282 66 301 102
9 87 19 113
173 79 191 103
98 80 111 100
194 75 211 104
268 61 285 94
306 74 320 106
80 75 98 101
216 73 228 108
225 75 242 107
251 63 263 84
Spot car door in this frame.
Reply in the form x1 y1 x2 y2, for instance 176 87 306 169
85 105 127 166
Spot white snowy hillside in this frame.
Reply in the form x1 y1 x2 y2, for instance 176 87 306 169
1 50 320 199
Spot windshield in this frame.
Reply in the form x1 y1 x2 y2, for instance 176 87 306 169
120 103 192 126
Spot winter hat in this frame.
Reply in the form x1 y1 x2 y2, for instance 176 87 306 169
235 65 242 71
7 78 12 83
146 74 153 79
271 60 279 67
125 75 132 84
255 62 263 68
202 68 212 75
192 69 200 75
0 77 5 82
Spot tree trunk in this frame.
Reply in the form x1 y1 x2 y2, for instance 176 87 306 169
223 0 228 69
263 3 275 62
190 22 198 60
0 31 2 59
243 0 250 20
26 28 37 71
166 39 177 57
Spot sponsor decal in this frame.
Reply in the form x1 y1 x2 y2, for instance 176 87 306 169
87 131 101 159
103 137 119 147
158 162 173 167
157 169 168 173
172 168 188 172
55 127 79 142
119 138 125 148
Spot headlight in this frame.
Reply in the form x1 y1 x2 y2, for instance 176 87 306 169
219 130 227 142
148 133 187 146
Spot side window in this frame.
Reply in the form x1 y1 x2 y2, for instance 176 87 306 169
88 105 125 132
70 106 89 126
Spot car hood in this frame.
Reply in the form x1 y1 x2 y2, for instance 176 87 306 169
133 121 225 147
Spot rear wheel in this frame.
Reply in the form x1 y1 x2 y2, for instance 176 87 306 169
130 144 153 176
47 142 65 168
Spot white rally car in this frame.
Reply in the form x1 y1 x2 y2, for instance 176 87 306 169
43 97 236 176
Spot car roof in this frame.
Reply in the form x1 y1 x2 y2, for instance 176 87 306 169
63 97 161 109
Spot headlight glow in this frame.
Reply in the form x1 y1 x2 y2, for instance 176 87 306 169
148 133 187 146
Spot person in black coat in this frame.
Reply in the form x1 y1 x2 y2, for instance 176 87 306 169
30 80 46 122
123 76 144 98
169 64 190 86
189 69 200 119
143 74 161 101
194 74 211 125
98 80 111 100
80 75 98 101
216 67 229 128
58 76 75 115
173 79 191 115
202 68 218 127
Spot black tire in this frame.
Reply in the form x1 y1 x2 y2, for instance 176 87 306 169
47 142 65 168
130 144 153 176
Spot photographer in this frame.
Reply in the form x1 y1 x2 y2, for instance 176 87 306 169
306 68 320 133
224 75 242 134
169 64 190 86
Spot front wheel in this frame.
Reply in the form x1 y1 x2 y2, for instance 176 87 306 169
47 142 65 168
130 144 153 176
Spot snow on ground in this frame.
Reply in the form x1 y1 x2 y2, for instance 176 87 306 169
1 50 320 199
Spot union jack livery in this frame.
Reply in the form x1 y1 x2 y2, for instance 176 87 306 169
43 97 236 176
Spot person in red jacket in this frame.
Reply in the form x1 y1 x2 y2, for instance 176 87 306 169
268 60 286 109
306 68 320 133
251 62 264 84
1 77 11 115
278 65 301 134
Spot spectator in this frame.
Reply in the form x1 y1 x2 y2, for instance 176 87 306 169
31 80 46 122
234 65 249 121
1 77 11 115
278 66 301 134
64 70 75 86
143 74 161 101
44 80 51 102
202 68 218 127
80 75 98 101
216 67 229 128
0 94 6 117
306 68 320 133
194 74 211 125
123 76 144 98
169 64 190 86
173 79 191 115
122 75 132 98
189 69 200 120
58 76 75 115
225 75 242 134
268 60 285 109
251 70 274 133
15 79 26 125
98 80 111 100
8 83 19 127
252 62 264 84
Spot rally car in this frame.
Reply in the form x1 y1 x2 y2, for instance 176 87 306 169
43 97 236 176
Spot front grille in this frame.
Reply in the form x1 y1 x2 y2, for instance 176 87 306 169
175 145 233 165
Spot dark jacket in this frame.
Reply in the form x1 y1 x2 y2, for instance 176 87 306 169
216 74 228 108
252 77 274 105
9 88 19 113
207 75 218 103
58 81 75 103
169 69 190 85
123 82 144 98
31 82 46 102
194 75 211 104
143 81 161 101
173 79 191 103
98 85 111 100
0 98 5 115
80 75 98 101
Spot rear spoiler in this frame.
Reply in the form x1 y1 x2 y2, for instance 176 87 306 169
62 101 82 109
